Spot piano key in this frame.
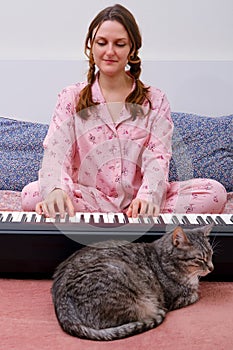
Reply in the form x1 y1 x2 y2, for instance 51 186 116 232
196 215 206 225
140 215 151 224
0 212 13 222
128 217 141 224
157 215 165 225
102 213 109 223
117 213 127 224
107 213 116 223
215 215 226 225
160 214 176 225
206 215 215 225
113 213 124 224
92 213 102 224
171 215 180 225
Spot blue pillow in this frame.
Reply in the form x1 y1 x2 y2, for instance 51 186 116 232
169 113 233 192
0 117 48 191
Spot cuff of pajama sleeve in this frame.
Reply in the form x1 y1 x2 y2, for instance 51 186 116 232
39 182 73 200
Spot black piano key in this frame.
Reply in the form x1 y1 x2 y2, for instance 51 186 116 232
80 214 85 223
123 214 129 224
89 214 95 224
215 216 226 225
6 214 13 222
181 215 191 225
20 214 27 222
99 214 105 224
31 214 37 222
0 214 3 222
157 215 165 225
143 215 154 225
55 214 60 223
40 215 46 222
231 215 233 223
206 216 215 225
171 215 180 225
196 216 206 225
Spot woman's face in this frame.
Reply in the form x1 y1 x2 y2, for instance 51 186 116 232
92 20 131 77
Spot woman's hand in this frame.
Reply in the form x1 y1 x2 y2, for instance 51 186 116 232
126 198 160 218
35 188 75 218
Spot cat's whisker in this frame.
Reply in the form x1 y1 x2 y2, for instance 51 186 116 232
211 240 223 255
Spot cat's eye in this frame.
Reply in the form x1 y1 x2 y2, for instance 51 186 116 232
196 258 209 266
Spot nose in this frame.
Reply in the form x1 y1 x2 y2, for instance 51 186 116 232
106 43 114 55
208 262 214 272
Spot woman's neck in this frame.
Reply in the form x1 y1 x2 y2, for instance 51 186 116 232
98 71 133 103
99 71 132 92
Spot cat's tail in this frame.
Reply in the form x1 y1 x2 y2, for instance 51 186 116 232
58 318 160 341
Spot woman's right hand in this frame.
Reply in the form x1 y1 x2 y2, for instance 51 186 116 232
35 188 75 218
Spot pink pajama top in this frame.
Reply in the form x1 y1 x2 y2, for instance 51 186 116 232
39 75 174 212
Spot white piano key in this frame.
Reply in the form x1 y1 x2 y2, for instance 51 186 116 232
102 213 109 223
128 217 140 224
10 212 23 222
116 213 127 224
30 212 42 222
150 216 162 224
160 214 175 225
202 214 232 225
0 211 13 222
92 213 102 223
83 213 91 223
141 216 151 224
107 213 115 223
217 214 233 225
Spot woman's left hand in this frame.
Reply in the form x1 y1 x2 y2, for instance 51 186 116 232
126 198 160 218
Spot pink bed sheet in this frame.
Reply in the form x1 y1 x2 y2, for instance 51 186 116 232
0 190 233 214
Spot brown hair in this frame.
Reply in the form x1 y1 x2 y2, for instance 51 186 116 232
76 4 151 119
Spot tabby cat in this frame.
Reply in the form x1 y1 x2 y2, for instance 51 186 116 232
51 224 214 341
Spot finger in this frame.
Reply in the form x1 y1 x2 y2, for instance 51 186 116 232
153 205 160 217
41 202 50 218
56 197 66 219
126 204 132 217
138 201 148 216
65 196 75 217
35 202 43 215
131 200 140 218
47 201 57 218
146 203 155 216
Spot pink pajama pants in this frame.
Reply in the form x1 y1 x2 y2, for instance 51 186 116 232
21 178 227 214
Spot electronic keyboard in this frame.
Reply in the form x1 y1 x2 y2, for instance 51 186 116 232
0 212 232 280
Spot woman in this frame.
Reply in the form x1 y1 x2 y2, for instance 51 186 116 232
21 4 227 218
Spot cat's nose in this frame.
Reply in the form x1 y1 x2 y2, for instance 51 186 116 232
208 263 214 272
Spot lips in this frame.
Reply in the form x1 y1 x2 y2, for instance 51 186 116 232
104 59 117 63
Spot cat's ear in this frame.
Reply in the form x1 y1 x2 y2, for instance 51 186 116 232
172 226 190 247
202 223 214 236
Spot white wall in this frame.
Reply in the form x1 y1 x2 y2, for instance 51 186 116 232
0 0 233 122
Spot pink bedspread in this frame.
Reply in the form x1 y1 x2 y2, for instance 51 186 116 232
0 190 232 213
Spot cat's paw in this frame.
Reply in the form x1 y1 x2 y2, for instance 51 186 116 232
190 293 199 304
155 308 166 325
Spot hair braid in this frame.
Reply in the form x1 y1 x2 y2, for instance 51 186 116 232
76 54 99 118
126 55 152 118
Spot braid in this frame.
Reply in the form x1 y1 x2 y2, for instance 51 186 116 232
126 54 152 119
87 54 96 84
76 55 99 118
